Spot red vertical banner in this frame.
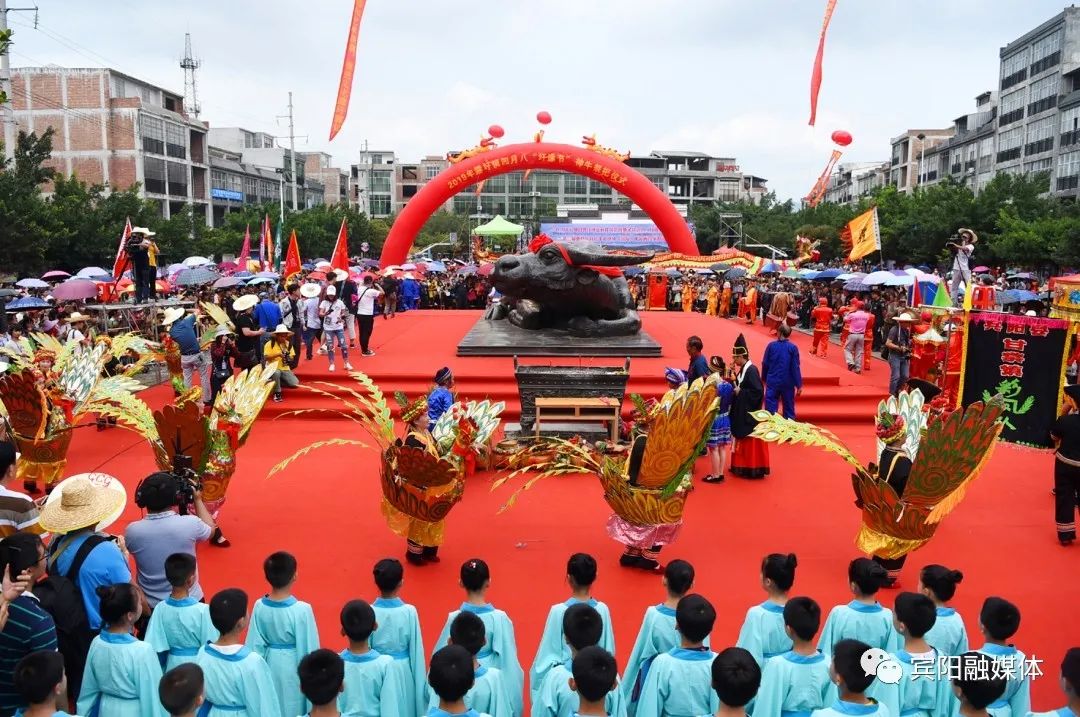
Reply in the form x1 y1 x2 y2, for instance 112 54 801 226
112 218 133 281
283 230 302 283
329 0 368 141
331 219 350 271
237 225 252 269
808 0 838 126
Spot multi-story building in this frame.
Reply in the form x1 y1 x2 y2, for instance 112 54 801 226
889 129 954 192
303 152 349 206
208 146 287 226
394 156 450 213
918 92 999 192
350 149 397 217
824 162 890 205
626 151 767 205
9 66 210 221
208 126 307 208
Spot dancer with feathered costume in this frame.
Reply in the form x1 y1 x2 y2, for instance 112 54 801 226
95 365 276 546
497 374 720 571
749 388 1004 587
0 332 153 494
269 371 504 565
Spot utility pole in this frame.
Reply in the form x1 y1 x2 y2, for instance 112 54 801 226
1 1 38 163
287 91 298 210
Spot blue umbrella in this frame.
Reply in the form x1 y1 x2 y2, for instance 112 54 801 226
999 289 1039 304
844 280 871 292
255 271 280 279
301 263 315 271
759 262 780 274
234 271 254 279
173 267 220 287
724 266 748 280
16 278 49 289
814 268 843 281
800 270 820 280
5 297 51 310
665 268 682 277
623 267 645 276
424 260 447 272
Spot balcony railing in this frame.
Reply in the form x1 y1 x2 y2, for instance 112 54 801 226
950 163 963 174
997 148 1022 162
1056 174 1079 191
1028 96 1058 115
1062 130 1080 148
999 108 1025 126
1030 51 1061 77
1001 68 1028 90
1024 138 1054 156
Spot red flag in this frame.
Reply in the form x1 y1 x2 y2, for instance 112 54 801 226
237 225 252 269
330 219 349 272
808 0 838 126
329 0 369 141
112 218 133 281
283 230 302 282
911 278 922 308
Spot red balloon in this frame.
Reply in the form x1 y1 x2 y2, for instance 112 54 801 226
831 130 853 146
488 124 505 138
536 111 552 125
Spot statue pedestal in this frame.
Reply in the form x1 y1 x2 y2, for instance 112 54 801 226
456 318 662 357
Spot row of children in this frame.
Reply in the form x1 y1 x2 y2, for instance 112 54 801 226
35 545 1077 717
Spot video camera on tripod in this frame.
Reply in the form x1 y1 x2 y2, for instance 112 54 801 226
169 453 203 516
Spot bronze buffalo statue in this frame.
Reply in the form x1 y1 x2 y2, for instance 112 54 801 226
488 236 651 337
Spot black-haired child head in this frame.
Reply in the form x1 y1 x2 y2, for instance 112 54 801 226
571 646 618 709
460 558 490 594
952 652 1007 711
13 650 67 708
263 551 298 592
158 663 204 716
894 592 937 640
429 645 476 707
449 611 487 658
567 553 598 592
373 558 404 596
298 649 345 707
830 639 876 697
783 596 822 643
340 599 376 644
563 602 603 653
712 647 762 708
97 583 141 629
676 594 716 646
762 553 798 593
664 559 695 598
979 597 1021 643
209 588 248 637
919 564 964 603
848 558 888 597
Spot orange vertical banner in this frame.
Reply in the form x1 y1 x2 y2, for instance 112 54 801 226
329 0 368 141
808 0 838 126
283 230 302 283
331 219 350 271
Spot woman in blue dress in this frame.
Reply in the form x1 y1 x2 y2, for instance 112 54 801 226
704 355 735 483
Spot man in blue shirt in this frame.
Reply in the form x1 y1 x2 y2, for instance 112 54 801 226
165 307 211 406
428 367 455 425
254 292 283 332
0 532 58 717
687 335 709 383
760 323 802 420
39 478 132 635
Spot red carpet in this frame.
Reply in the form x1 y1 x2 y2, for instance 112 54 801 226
62 310 1075 711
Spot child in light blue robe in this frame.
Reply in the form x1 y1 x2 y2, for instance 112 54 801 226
339 599 408 717
77 584 165 717
737 553 798 670
433 559 524 715
145 554 217 672
622 559 702 715
818 559 899 657
534 602 625 717
918 565 969 657
12 650 82 717
976 598 1030 717
712 647 763 717
531 554 615 702
755 597 832 717
244 552 320 717
1026 647 1079 717
432 610 512 717
372 558 429 717
635 595 718 717
872 592 951 717
429 645 495 717
810 639 891 717
196 588 282 717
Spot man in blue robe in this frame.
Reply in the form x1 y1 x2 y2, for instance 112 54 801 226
760 323 802 420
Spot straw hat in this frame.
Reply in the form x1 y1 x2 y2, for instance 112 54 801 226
894 312 917 323
130 227 156 237
40 474 127 533
67 312 92 324
300 283 321 299
272 323 292 336
232 294 258 312
161 307 186 326
333 269 349 282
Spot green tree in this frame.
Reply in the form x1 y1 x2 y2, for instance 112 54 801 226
0 130 56 274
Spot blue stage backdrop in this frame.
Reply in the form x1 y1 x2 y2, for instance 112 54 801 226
539 222 694 252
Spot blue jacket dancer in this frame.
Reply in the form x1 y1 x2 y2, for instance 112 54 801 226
760 325 802 420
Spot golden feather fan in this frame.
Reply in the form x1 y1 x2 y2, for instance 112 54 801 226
153 400 209 473
390 444 458 489
634 374 720 489
0 371 48 440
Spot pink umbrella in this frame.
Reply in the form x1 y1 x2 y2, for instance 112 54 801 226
41 270 71 280
478 263 495 277
51 279 100 301
973 265 990 273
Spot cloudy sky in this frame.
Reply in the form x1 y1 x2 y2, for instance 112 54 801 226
7 0 1070 200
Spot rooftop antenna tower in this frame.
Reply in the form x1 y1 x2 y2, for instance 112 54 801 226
180 33 201 118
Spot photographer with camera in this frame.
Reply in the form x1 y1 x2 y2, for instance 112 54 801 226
124 472 217 624
885 312 917 397
947 227 978 307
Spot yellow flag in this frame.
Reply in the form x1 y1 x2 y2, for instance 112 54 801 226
844 207 881 262
962 280 974 312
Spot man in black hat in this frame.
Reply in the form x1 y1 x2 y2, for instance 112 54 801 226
729 334 769 478
1050 384 1080 546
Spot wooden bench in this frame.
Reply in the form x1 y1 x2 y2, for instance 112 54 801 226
534 397 621 443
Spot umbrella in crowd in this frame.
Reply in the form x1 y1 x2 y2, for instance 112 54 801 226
173 267 220 287
234 271 254 279
862 270 894 285
999 289 1041 305
1007 272 1035 281
255 271 280 279
723 266 748 280
665 268 682 277
246 277 275 285
844 280 871 292
401 262 417 271
5 296 51 310
213 276 243 289
457 265 478 276
424 261 447 272
478 264 495 277
709 263 731 273
166 263 188 276
183 256 212 268
76 267 111 280
41 270 71 280
813 268 843 281
15 278 49 289
623 267 645 277
51 279 99 301
973 265 990 273
834 272 865 282
800 270 820 280
0 289 21 299
781 268 801 279
758 262 780 275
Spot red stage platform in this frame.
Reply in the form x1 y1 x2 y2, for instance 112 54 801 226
59 309 1075 711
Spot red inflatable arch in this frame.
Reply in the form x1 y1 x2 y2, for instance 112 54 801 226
379 142 699 267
